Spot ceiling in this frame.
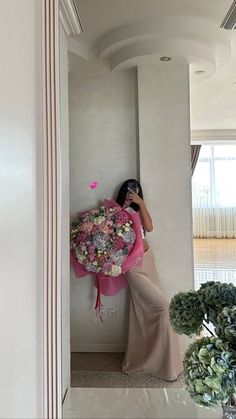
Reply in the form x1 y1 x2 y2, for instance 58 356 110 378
73 0 236 131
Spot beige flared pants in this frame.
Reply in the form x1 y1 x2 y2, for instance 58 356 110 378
122 247 183 381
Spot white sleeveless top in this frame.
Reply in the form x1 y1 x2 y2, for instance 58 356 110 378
125 206 145 239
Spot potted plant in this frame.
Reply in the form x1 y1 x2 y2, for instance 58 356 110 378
169 281 236 418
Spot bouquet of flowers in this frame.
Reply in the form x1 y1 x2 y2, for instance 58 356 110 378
70 199 143 313
71 202 137 277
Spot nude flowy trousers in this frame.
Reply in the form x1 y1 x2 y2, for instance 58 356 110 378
122 247 183 381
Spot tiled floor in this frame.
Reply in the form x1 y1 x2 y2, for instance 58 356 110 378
63 388 222 419
193 239 236 269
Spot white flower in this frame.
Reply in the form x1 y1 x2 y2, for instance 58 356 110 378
94 216 106 225
111 265 122 277
75 249 86 262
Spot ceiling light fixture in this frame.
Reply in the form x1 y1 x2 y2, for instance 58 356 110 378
160 56 172 62
194 70 205 75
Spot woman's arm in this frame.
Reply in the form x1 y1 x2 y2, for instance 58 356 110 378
127 188 153 232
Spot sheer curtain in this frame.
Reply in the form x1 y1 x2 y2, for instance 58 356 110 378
192 145 236 238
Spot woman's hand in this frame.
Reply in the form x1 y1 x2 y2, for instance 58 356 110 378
127 188 143 205
127 187 153 232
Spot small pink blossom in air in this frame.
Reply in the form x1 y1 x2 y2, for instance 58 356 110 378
89 181 98 189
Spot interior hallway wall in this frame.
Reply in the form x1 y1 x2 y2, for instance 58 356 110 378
69 54 138 351
0 0 43 417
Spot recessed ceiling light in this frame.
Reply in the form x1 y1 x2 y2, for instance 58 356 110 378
194 70 205 75
160 56 172 62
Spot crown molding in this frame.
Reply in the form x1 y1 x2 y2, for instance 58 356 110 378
59 0 83 37
191 129 236 143
220 0 236 29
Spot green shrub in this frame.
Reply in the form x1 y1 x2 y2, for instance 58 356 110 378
199 282 236 325
184 337 236 407
216 306 236 345
169 291 204 337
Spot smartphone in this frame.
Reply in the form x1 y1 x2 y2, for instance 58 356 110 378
127 181 137 193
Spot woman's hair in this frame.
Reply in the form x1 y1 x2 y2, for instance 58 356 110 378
116 178 143 212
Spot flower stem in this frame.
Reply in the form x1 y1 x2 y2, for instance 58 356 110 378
203 322 215 336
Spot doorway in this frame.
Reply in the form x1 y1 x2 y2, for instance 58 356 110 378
192 144 236 290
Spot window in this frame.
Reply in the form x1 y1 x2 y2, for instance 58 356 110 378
192 145 236 208
192 145 236 238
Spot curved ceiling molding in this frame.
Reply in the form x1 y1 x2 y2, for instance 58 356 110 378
96 14 231 81
110 37 216 76
98 16 229 58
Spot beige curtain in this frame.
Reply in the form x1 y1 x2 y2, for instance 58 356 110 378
191 145 201 176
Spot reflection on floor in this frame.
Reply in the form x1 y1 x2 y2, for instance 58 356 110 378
63 388 222 419
193 238 236 288
71 352 183 388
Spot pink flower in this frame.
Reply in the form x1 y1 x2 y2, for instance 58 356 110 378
113 236 124 251
80 222 94 233
88 245 95 253
101 261 112 273
92 225 98 234
114 209 130 224
75 232 87 244
99 222 112 234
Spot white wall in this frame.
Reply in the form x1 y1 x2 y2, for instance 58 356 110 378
69 56 194 353
137 63 194 353
0 0 43 417
60 24 71 398
69 54 138 351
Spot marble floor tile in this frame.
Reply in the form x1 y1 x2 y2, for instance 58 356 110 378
63 388 222 419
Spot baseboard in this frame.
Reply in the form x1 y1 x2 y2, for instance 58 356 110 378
71 344 186 359
71 343 126 352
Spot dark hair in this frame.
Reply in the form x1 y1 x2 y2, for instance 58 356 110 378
116 178 143 212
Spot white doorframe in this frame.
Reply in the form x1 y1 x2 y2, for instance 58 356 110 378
41 1 82 418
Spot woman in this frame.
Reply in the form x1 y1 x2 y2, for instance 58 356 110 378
116 179 183 381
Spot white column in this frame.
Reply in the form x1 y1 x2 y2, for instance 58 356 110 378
138 63 194 307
